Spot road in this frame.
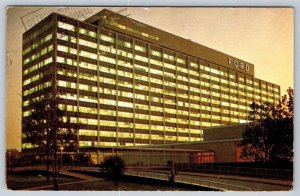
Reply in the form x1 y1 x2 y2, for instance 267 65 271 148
125 170 292 191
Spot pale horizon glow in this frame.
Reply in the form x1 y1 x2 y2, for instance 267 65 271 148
6 7 294 151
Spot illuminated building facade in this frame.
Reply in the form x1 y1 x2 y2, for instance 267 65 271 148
22 9 281 150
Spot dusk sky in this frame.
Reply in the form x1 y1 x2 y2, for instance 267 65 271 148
6 7 294 150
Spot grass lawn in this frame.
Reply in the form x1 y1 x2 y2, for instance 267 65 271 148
6 172 80 190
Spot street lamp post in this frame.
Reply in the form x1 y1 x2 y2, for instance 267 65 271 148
60 146 64 171
170 145 175 191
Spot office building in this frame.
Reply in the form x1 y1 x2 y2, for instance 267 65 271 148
22 9 281 151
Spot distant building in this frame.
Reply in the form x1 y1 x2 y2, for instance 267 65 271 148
22 9 280 163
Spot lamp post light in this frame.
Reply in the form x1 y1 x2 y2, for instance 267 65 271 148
60 146 64 171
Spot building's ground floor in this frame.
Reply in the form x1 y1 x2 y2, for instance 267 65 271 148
22 124 247 165
80 146 214 165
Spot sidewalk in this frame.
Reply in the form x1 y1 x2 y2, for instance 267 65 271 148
60 170 100 180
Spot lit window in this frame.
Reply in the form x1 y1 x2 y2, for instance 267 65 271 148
100 45 116 54
58 45 77 55
150 59 162 66
176 57 186 64
99 34 115 43
135 55 148 63
134 45 146 52
211 68 220 75
190 62 199 69
164 62 175 70
151 50 161 57
100 56 116 64
79 141 92 147
163 53 174 61
79 39 97 48
118 101 133 108
79 50 97 60
79 28 96 37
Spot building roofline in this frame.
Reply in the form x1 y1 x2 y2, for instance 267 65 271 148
85 8 255 76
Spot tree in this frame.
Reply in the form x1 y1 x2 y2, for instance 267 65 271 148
100 155 125 189
73 153 91 165
23 96 59 184
23 95 78 190
269 87 294 161
239 87 294 162
57 112 80 153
